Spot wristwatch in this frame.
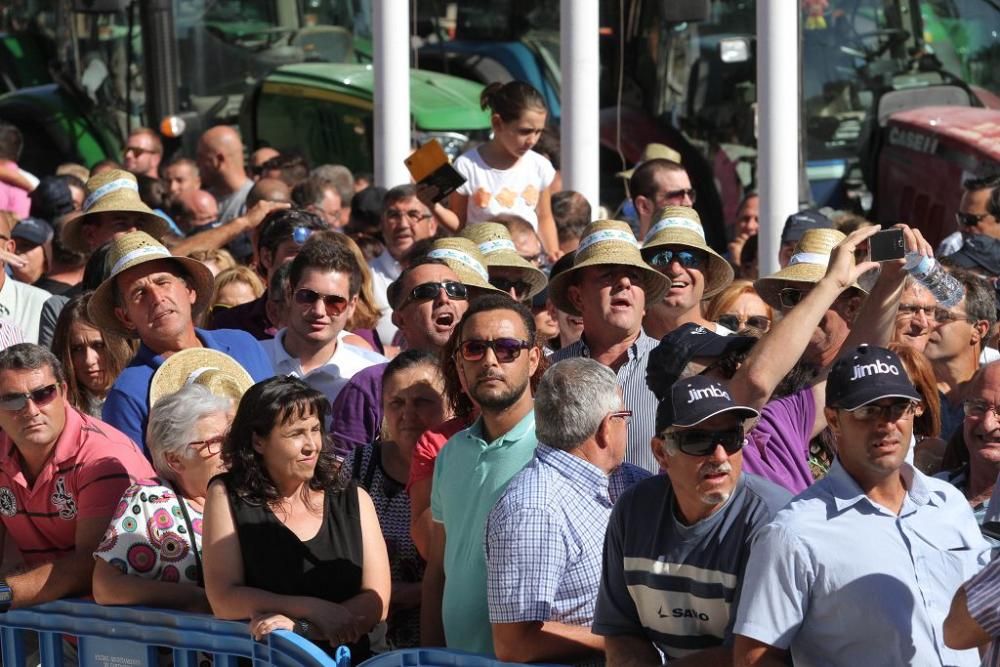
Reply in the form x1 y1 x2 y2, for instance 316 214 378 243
0 579 13 612
293 618 311 636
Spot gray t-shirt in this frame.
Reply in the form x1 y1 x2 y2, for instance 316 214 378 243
593 472 790 661
216 179 254 224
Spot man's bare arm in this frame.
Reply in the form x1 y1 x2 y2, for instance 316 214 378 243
170 200 289 256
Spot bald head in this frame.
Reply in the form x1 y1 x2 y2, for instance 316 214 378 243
246 178 291 209
175 189 219 231
197 126 245 190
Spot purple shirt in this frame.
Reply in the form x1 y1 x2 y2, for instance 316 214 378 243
330 362 387 458
742 387 815 495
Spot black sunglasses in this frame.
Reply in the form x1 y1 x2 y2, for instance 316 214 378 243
666 427 745 457
0 384 59 412
293 288 350 316
648 248 707 269
956 211 990 227
490 277 532 298
716 314 771 332
659 187 697 204
405 281 468 306
458 338 531 363
778 287 809 310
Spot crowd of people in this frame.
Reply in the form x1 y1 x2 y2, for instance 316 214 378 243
0 78 999 666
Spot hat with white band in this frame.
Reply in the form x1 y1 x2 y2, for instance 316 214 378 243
548 219 669 316
62 169 172 254
88 231 216 338
460 222 547 300
754 227 868 309
426 237 505 294
641 206 733 299
149 348 255 408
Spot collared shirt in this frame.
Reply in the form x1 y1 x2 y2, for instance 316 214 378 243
0 275 50 344
370 250 401 346
552 332 659 473
963 556 1000 667
261 329 387 405
0 405 154 566
431 410 538 657
734 460 990 667
103 328 274 452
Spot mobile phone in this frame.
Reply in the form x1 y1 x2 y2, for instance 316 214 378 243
868 228 905 262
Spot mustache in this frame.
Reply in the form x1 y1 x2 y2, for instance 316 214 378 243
476 370 505 383
700 462 732 479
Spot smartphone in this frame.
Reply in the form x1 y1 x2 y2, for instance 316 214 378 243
868 228 905 262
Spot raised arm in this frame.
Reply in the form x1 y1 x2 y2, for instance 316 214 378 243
170 200 289 256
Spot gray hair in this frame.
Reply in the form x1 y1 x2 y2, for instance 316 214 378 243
535 358 621 451
311 164 355 207
146 384 232 483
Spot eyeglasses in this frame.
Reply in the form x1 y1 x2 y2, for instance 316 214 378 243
0 384 59 412
656 188 697 204
293 288 350 316
957 212 991 227
458 337 532 363
385 209 433 224
778 287 810 310
404 281 468 307
491 277 532 299
663 428 745 457
963 399 1000 420
189 434 226 456
933 308 973 324
607 409 632 424
648 248 707 269
123 145 160 157
848 401 920 422
897 303 935 319
715 314 771 332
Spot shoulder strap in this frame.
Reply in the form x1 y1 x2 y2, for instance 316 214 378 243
168 481 204 587
362 442 380 490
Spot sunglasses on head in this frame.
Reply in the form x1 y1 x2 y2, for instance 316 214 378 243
294 288 350 316
664 427 745 457
458 338 531 363
490 277 532 299
0 384 59 412
716 314 771 332
648 248 706 269
405 281 468 306
778 287 809 310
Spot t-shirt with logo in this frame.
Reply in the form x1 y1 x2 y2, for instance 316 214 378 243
593 472 790 661
454 148 555 231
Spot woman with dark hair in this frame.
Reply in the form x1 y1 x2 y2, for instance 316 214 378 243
202 376 390 656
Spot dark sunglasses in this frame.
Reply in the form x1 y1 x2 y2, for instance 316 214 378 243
293 288 350 316
666 427 745 457
458 337 532 363
778 287 809 310
660 187 697 204
490 277 532 298
648 248 707 269
716 314 771 332
0 384 59 412
406 281 468 306
123 145 159 157
956 212 990 227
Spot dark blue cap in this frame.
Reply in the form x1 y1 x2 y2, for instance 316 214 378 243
781 209 833 245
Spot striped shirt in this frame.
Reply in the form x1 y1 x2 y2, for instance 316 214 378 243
551 332 659 473
965 557 1000 667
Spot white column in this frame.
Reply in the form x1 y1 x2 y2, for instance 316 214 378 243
560 0 600 211
373 0 411 188
756 0 800 277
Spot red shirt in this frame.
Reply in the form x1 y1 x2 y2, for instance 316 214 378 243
406 416 472 491
0 404 155 566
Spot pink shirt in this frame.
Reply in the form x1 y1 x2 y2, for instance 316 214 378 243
0 161 31 219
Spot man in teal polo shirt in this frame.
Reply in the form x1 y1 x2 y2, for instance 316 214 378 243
421 294 544 656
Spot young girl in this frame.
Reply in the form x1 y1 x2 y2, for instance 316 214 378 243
450 81 560 260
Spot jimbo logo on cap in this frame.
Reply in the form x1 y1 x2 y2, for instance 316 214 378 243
827 345 921 411
850 357 901 381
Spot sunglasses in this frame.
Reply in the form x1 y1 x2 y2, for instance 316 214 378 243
648 248 706 269
405 281 468 306
293 288 350 316
458 337 532 363
658 187 697 204
123 145 159 157
0 384 59 412
848 401 919 422
778 287 809 310
716 314 771 332
292 226 314 245
491 277 532 298
665 427 745 457
956 212 990 227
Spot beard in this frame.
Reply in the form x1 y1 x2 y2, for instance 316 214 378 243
471 373 530 412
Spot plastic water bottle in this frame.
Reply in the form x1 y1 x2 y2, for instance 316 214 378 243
903 252 964 308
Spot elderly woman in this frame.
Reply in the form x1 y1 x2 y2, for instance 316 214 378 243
92 384 232 611
202 376 390 657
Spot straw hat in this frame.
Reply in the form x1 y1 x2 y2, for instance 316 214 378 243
426 238 506 294
641 206 733 299
88 231 216 338
149 348 255 408
754 228 868 310
616 143 683 180
548 220 669 316
460 223 547 300
62 170 172 253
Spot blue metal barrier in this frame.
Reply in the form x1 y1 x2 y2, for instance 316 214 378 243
358 648 563 667
0 599 350 666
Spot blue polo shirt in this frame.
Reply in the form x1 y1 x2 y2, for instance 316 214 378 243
734 460 990 667
102 328 273 452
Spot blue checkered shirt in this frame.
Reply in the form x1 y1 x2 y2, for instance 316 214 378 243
551 333 660 473
484 444 649 626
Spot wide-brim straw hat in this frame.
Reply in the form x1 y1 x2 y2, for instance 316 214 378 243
460 222 547 300
149 348 255 408
755 228 868 310
640 206 734 300
616 143 683 179
89 231 216 338
548 220 669 316
426 237 506 294
62 169 172 253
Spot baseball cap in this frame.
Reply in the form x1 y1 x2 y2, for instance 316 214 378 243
944 234 1000 277
29 176 75 222
826 345 921 410
655 375 759 433
780 209 833 245
646 323 757 400
12 217 54 247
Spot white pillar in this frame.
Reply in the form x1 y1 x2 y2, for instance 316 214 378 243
560 0 600 211
756 0 800 277
373 0 410 188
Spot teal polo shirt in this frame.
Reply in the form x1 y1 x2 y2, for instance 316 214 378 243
431 410 537 657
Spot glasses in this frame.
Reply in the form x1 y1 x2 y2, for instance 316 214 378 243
189 434 226 456
648 248 707 269
778 287 810 310
385 209 433 224
957 212 991 227
491 277 532 299
404 281 468 307
848 401 919 422
458 338 532 363
293 288 350 316
964 399 1000 420
0 384 59 412
123 145 160 157
716 314 771 332
656 188 697 204
607 409 632 424
897 303 935 319
520 251 546 268
664 428 745 457
933 308 973 324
